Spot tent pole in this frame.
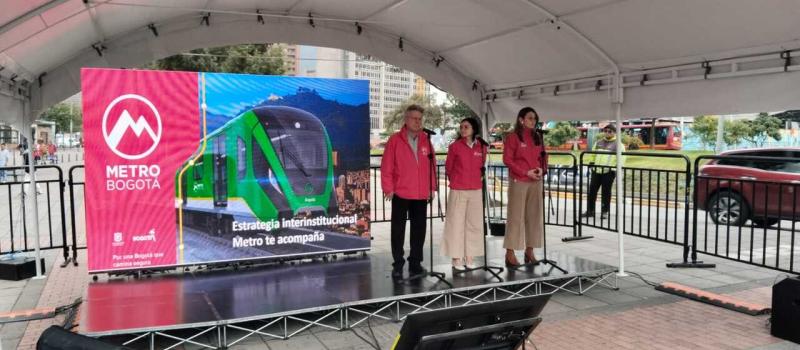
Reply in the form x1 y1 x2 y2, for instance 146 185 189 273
614 74 627 277
28 124 45 279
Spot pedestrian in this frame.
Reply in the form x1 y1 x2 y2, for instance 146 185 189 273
581 123 625 220
502 107 548 267
0 143 9 182
441 118 486 271
48 142 57 164
380 104 437 279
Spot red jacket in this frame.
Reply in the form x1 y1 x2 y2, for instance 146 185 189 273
381 127 437 200
445 138 486 190
503 129 548 182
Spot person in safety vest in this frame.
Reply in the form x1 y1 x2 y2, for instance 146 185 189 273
581 123 626 220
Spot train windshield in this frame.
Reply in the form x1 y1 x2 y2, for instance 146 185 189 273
259 109 328 174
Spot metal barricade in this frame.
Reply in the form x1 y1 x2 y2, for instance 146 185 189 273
689 155 800 273
577 151 691 245
0 165 70 265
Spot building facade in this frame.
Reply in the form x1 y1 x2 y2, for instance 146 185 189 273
300 47 429 137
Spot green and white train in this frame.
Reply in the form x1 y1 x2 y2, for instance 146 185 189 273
177 106 337 235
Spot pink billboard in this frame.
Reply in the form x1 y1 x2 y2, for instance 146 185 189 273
83 68 199 272
82 68 371 272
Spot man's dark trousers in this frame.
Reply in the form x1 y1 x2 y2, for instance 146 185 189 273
390 196 427 269
587 170 616 213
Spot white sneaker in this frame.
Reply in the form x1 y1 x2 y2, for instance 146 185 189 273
452 259 465 271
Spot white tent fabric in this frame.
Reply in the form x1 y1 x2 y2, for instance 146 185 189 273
2 0 800 126
2 0 800 274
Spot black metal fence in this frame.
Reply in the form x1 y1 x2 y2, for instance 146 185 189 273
67 165 85 264
576 151 691 245
6 151 800 276
688 155 800 274
0 165 70 265
485 152 578 235
369 153 448 223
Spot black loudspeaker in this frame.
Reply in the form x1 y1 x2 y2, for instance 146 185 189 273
489 221 506 236
771 276 800 344
37 326 131 350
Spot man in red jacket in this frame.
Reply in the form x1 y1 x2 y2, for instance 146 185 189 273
381 104 437 279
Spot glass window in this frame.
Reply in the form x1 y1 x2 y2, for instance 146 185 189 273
778 162 800 174
194 159 203 180
237 137 246 180
654 127 668 145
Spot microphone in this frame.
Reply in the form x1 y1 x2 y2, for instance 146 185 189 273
422 128 437 136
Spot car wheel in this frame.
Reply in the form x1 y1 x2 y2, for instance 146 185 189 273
708 191 749 226
751 217 779 228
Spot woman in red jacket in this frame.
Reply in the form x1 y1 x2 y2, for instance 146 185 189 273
441 118 486 271
502 107 548 267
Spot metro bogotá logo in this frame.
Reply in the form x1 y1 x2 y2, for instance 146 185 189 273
102 94 162 160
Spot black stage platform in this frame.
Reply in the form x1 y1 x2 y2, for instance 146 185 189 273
80 249 616 346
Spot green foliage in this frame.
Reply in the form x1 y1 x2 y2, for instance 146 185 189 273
490 122 512 141
40 103 82 133
691 114 784 149
722 119 750 146
147 44 287 75
383 94 444 133
621 133 644 150
543 122 579 147
689 115 718 149
443 94 478 131
743 113 783 147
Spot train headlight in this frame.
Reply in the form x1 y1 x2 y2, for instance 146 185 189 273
268 168 282 194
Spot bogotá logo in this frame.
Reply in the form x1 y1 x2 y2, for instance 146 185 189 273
102 94 162 160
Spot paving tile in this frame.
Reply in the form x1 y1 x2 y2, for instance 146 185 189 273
540 300 575 315
621 286 671 299
267 334 327 350
705 274 749 286
586 291 643 305
679 277 729 289
551 293 609 310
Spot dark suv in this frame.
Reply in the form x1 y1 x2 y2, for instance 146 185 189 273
695 148 800 227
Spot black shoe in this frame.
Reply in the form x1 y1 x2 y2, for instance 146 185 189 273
391 268 403 279
409 265 427 275
580 211 595 218
601 212 609 220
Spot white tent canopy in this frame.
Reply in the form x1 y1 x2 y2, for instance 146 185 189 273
1 0 800 129
2 0 800 274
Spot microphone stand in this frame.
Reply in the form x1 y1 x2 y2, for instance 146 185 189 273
401 130 451 287
454 137 504 281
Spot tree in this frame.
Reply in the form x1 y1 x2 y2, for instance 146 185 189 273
443 94 478 130
543 122 579 148
741 113 782 147
383 94 444 133
689 115 718 149
40 103 82 134
148 44 287 75
723 119 750 146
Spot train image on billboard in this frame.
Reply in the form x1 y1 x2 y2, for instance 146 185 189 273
177 106 337 235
